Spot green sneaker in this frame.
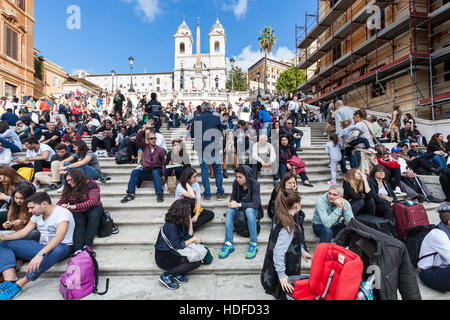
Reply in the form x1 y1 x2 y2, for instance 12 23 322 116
246 242 258 259
218 242 234 259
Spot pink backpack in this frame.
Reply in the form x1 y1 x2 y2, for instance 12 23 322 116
59 247 109 300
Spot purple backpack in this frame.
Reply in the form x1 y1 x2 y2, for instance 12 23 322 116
59 247 109 300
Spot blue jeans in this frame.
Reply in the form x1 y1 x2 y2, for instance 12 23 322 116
63 162 100 182
0 138 21 153
349 150 361 168
127 167 163 195
340 149 348 174
432 154 447 169
199 154 224 199
225 207 258 243
0 240 72 281
165 166 184 181
262 122 272 137
419 267 450 293
312 223 347 243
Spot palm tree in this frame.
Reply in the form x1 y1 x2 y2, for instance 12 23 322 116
258 26 276 94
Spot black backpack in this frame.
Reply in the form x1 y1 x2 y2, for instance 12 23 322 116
233 209 261 238
97 211 119 238
404 224 438 268
115 148 130 165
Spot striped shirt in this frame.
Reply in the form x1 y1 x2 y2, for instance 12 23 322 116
57 180 102 213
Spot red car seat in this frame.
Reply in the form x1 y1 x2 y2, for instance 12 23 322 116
291 243 364 300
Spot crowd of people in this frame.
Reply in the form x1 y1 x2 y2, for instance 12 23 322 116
0 89 448 300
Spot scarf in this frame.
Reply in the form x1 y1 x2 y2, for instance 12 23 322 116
437 222 450 240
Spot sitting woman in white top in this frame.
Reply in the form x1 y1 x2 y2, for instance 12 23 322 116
0 192 75 300
418 204 450 293
251 134 277 183
0 140 12 166
175 167 214 231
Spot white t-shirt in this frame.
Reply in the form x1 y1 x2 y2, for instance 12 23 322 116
26 143 56 162
30 206 75 246
175 182 201 201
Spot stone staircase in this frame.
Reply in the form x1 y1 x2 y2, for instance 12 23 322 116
15 122 450 300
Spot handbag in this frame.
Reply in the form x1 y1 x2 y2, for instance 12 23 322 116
97 211 119 238
167 171 178 193
160 228 208 263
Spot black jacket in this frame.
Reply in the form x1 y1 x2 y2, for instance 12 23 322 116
334 219 421 300
343 180 373 204
368 178 398 205
230 165 263 219
261 211 306 300
190 111 223 152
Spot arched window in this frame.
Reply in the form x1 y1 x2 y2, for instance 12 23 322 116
214 41 220 52
180 42 185 54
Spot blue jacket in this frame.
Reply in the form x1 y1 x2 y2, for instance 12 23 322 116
155 222 189 251
259 109 272 123
1 112 18 126
190 111 223 152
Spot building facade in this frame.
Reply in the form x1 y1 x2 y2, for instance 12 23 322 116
0 0 35 99
247 58 291 95
296 0 450 120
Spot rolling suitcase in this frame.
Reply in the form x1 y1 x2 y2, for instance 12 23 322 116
355 214 396 237
392 202 429 240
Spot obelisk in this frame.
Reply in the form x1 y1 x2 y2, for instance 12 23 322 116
194 17 204 90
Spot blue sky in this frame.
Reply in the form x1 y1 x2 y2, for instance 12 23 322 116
35 0 310 75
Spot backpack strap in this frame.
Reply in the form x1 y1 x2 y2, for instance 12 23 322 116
86 249 109 295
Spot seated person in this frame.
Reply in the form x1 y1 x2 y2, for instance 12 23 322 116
377 150 402 194
56 170 103 253
1 108 18 126
279 135 313 187
0 192 75 300
121 126 166 203
219 166 262 260
123 118 141 163
2 186 39 241
34 143 72 191
268 172 298 220
175 167 214 231
58 140 108 188
343 168 375 217
13 137 55 184
406 141 441 175
154 199 203 290
399 122 416 143
0 121 22 154
39 122 61 151
391 147 443 203
115 126 127 153
427 133 448 169
312 186 354 243
19 121 42 142
251 134 277 183
368 165 398 221
91 120 117 157
165 139 191 183
280 119 303 151
418 203 450 293
339 119 371 157
61 125 81 153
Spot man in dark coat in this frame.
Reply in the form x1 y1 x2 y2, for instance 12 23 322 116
113 90 125 116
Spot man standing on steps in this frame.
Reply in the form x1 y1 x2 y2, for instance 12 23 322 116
121 124 166 203
190 102 225 201
113 90 125 117
333 100 354 174
145 93 163 133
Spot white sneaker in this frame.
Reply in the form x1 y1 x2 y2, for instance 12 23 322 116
57 186 64 193
367 148 377 154
394 187 402 194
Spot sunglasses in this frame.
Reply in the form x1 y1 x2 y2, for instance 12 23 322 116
148 137 156 140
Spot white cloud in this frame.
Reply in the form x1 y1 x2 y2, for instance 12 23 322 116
223 0 249 19
123 0 161 22
230 45 295 71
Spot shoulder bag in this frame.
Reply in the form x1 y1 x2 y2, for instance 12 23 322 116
160 227 207 263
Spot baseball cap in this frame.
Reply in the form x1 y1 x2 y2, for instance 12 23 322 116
436 203 450 213
391 147 401 153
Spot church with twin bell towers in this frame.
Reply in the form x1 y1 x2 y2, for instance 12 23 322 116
173 18 227 92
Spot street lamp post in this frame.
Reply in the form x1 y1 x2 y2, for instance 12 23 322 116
111 70 116 93
257 71 261 98
230 57 235 92
128 56 135 93
215 76 219 90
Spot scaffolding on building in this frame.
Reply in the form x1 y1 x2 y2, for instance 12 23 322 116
295 0 450 120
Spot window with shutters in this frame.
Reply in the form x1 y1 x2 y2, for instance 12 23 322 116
16 0 26 11
5 27 19 61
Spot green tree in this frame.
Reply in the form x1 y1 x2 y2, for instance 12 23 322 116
276 67 306 94
34 55 45 81
258 26 276 94
226 66 248 92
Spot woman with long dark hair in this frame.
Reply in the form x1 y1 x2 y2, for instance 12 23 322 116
427 133 448 168
56 169 104 253
268 172 298 220
261 190 312 300
2 185 39 241
155 199 204 290
368 165 397 221
175 167 214 231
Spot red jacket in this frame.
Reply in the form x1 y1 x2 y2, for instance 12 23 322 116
377 157 400 169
